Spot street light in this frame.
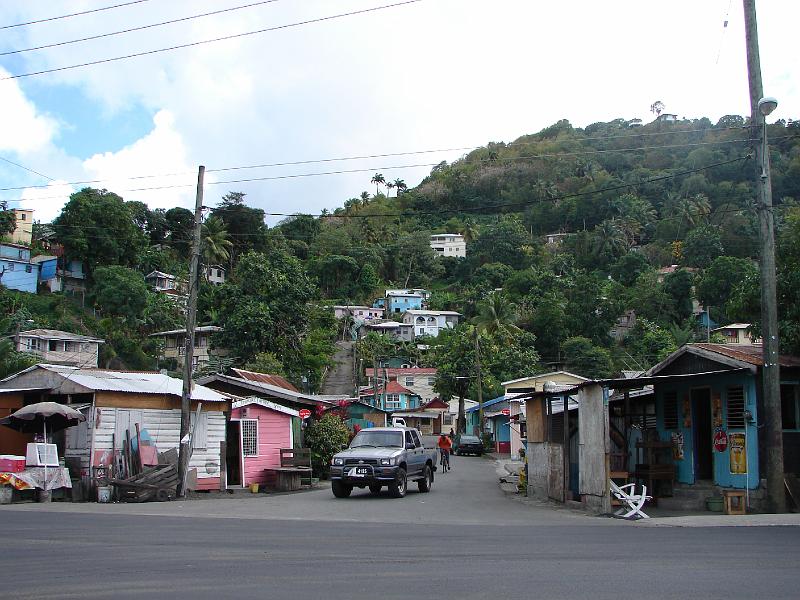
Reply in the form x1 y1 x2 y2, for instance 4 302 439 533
758 96 778 116
758 97 778 180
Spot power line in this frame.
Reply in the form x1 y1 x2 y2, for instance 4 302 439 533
0 127 753 193
0 155 55 182
0 0 282 57
0 0 425 80
0 137 758 201
0 0 154 30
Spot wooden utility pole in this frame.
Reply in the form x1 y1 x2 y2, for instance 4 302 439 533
474 329 484 440
177 165 205 498
743 0 785 512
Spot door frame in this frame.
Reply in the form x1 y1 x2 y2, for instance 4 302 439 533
690 386 714 481
226 419 244 488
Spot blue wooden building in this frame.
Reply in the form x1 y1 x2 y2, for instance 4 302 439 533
0 244 57 294
645 343 800 491
466 395 510 451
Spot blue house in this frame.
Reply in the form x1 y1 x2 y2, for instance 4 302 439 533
466 395 510 451
385 292 423 315
0 244 57 294
359 380 421 411
644 343 800 493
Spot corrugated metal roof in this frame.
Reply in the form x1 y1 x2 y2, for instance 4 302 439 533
149 326 221 337
37 365 227 402
230 368 298 392
18 329 104 343
685 343 800 368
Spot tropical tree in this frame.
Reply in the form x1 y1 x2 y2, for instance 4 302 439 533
201 216 233 266
393 178 407 195
386 181 395 196
472 293 519 337
370 173 385 196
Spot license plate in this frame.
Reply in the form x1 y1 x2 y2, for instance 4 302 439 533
350 467 369 477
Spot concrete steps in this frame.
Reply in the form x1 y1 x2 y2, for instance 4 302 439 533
655 482 718 511
320 341 356 396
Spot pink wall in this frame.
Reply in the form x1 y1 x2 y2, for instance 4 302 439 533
231 404 292 486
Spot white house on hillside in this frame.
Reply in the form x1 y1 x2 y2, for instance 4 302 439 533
16 329 104 368
430 233 466 258
402 309 461 339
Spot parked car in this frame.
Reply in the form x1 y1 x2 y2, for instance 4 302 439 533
329 427 438 498
456 434 483 456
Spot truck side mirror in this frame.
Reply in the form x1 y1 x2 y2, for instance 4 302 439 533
406 443 415 450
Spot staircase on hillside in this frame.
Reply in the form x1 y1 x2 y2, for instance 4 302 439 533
320 341 356 397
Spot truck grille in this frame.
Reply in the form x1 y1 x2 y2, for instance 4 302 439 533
344 458 379 465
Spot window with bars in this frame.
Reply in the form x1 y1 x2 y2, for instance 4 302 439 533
241 419 258 457
727 386 746 429
663 391 679 429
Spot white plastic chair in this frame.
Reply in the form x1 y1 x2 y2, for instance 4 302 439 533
610 480 651 519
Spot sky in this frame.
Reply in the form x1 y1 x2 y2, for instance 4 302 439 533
0 0 797 225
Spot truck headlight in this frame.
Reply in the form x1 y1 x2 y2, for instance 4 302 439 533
380 458 392 466
332 458 344 466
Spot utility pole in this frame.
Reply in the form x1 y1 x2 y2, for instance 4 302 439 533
743 0 785 512
177 165 205 498
474 329 484 440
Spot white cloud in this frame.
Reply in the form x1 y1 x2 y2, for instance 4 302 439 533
18 180 74 223
82 109 197 211
0 67 57 155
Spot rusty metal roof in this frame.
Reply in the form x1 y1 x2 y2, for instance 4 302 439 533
230 368 299 392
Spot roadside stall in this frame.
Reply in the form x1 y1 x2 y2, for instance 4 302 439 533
0 402 84 503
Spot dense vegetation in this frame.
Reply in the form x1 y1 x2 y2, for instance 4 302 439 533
1 115 799 402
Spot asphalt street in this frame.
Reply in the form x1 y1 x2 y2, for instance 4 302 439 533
2 454 798 599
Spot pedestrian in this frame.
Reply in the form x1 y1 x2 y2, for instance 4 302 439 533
448 428 455 440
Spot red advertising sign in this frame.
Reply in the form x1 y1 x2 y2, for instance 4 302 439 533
713 429 728 452
298 409 312 419
501 409 511 416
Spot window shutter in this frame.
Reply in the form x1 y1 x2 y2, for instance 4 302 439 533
727 387 746 429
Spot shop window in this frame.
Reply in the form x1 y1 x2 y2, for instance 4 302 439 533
241 419 258 456
781 385 799 430
663 391 678 429
727 386 746 429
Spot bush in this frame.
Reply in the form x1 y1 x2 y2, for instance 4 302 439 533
303 414 350 478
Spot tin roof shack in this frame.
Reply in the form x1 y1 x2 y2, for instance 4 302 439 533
230 397 298 488
640 343 800 511
466 396 510 451
324 399 389 431
0 365 231 491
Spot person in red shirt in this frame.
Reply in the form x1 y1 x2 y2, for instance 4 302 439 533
438 433 452 471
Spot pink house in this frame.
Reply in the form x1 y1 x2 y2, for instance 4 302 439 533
228 397 299 488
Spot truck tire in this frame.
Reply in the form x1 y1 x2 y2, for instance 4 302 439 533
417 464 433 493
332 481 352 498
388 468 407 498
369 484 382 495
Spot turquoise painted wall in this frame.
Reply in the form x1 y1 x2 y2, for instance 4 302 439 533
654 371 759 490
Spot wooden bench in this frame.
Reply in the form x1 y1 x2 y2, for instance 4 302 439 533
264 449 313 492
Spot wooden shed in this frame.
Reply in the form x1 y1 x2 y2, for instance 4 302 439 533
229 397 299 488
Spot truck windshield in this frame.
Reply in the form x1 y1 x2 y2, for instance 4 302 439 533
351 431 404 448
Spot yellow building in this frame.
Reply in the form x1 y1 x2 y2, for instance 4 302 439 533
11 209 33 245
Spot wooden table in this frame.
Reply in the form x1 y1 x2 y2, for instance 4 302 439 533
264 467 311 492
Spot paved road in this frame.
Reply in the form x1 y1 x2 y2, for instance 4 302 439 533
1 456 798 599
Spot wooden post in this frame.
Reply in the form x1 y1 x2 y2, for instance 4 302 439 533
177 165 205 498
219 440 227 492
743 0 785 512
474 329 484 439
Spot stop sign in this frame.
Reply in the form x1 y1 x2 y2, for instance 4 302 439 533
501 409 510 416
299 409 312 419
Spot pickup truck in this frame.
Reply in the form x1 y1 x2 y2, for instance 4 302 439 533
329 426 438 498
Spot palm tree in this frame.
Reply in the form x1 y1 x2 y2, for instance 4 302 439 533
360 191 370 206
594 219 628 257
386 181 395 197
393 179 407 195
459 218 479 244
201 216 233 265
370 173 385 196
472 293 520 337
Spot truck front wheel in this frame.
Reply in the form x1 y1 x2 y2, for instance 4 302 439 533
332 481 352 498
389 468 407 498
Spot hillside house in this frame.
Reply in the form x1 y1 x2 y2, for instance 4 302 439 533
365 367 437 403
333 305 385 321
385 291 424 314
10 209 33 245
0 243 57 294
150 326 226 373
357 320 414 342
0 364 232 492
47 259 87 295
16 329 104 368
712 323 761 345
203 265 226 285
429 233 466 258
402 310 461 339
360 380 421 412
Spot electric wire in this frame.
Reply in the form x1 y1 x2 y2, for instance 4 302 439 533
0 0 153 30
0 155 55 182
0 0 283 57
0 0 425 80
0 124 763 194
